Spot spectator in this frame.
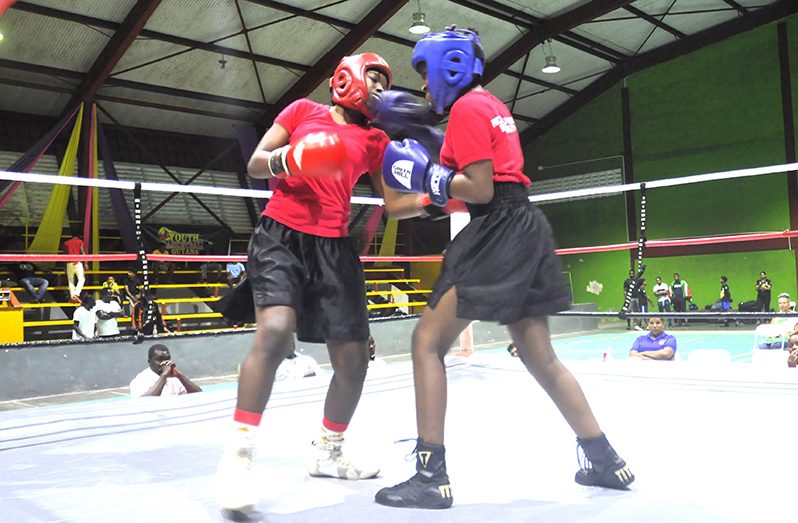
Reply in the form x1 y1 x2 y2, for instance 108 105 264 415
368 335 377 361
129 344 202 397
95 288 124 338
758 293 795 349
366 335 388 371
787 333 798 368
63 234 85 303
276 348 324 381
10 262 48 302
756 271 773 307
755 271 773 316
623 269 640 330
718 276 741 328
671 273 690 326
225 261 246 287
101 276 122 304
151 242 175 284
123 270 142 314
199 243 223 283
652 276 672 328
72 292 97 341
637 278 652 313
132 292 171 336
629 317 677 360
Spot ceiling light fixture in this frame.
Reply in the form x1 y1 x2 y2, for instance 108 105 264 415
409 0 430 35
541 39 560 74
218 54 227 70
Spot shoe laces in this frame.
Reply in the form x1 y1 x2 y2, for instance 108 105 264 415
576 443 592 473
393 437 418 463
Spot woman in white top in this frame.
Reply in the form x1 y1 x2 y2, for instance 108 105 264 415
759 293 796 349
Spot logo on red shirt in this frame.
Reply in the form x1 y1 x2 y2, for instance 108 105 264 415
490 115 516 134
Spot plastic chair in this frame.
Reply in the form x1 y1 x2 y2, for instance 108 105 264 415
751 324 789 367
752 323 788 351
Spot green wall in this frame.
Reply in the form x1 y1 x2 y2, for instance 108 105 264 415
526 14 798 311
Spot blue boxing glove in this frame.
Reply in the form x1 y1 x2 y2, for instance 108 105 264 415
371 91 445 157
382 139 453 207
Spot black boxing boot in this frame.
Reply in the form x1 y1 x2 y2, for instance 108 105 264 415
374 439 453 509
575 433 634 490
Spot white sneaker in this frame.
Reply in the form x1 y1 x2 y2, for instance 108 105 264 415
308 438 379 480
216 437 258 511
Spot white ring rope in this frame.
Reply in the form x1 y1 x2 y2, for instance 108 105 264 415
2 161 797 205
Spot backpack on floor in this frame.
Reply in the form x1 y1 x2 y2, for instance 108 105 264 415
738 300 759 312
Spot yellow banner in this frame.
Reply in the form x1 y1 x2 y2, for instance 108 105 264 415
28 104 85 254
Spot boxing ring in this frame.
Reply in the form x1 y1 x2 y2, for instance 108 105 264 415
1 348 797 523
2 162 798 522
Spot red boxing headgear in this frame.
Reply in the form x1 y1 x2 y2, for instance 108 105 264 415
330 53 392 120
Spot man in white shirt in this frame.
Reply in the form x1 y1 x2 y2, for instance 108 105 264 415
72 292 97 340
129 344 203 398
94 288 124 337
275 349 324 381
652 276 672 328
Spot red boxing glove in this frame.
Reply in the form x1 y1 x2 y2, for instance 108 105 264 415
418 194 467 220
269 132 348 179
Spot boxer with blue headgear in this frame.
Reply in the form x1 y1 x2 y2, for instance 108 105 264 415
376 25 635 510
411 26 484 115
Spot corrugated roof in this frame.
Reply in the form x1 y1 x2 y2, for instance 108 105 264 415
1 0 790 138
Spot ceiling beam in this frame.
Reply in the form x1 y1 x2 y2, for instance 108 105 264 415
452 0 628 64
483 0 633 84
0 58 264 111
623 5 685 39
256 0 408 127
67 0 162 105
721 0 748 15
520 0 798 145
0 77 254 122
11 1 308 73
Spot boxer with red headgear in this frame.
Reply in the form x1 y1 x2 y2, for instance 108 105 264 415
331 52 392 120
216 53 393 516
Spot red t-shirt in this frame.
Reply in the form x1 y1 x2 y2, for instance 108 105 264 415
63 237 84 260
440 90 530 187
264 99 390 237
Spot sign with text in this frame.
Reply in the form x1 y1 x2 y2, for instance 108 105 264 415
142 224 231 255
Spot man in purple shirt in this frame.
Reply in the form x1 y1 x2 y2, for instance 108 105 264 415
629 317 677 360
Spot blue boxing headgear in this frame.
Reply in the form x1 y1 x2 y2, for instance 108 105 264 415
411 27 484 115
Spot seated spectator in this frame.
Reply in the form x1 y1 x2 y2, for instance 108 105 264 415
199 243 223 283
276 351 323 380
132 292 171 336
367 334 388 370
629 316 677 360
95 288 124 337
368 335 377 361
151 242 175 284
10 262 48 302
129 344 202 397
225 261 246 287
758 293 795 349
102 276 122 304
72 292 97 341
507 343 519 357
124 269 142 313
276 340 323 381
787 333 798 368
